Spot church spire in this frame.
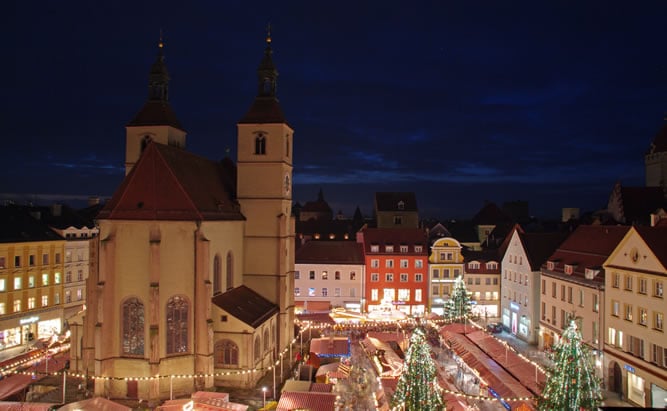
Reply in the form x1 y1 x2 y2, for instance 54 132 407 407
256 23 278 99
148 31 170 102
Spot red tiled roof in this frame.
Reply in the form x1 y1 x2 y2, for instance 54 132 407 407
212 285 278 328
310 382 334 392
276 391 336 411
634 226 667 269
98 142 244 221
358 227 427 253
295 241 364 264
543 226 629 284
309 337 350 357
127 100 185 130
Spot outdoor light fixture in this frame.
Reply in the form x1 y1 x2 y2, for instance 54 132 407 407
262 386 267 408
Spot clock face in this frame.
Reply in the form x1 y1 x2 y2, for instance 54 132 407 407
284 174 290 195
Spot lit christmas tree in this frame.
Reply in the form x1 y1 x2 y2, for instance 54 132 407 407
391 327 445 411
538 320 602 411
443 275 472 321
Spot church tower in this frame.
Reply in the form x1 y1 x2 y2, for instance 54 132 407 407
646 118 667 190
237 29 295 351
125 36 187 175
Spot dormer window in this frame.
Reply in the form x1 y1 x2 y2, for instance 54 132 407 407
385 245 394 253
400 245 408 253
584 268 600 280
547 260 557 271
370 245 379 253
468 261 480 270
486 262 498 270
397 201 405 210
564 264 577 275
414 245 423 253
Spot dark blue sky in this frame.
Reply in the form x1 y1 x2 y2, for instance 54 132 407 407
3 1 667 219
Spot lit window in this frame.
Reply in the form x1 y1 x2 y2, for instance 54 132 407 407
655 281 664 298
322 271 328 280
385 245 394 253
42 273 49 286
415 289 422 302
308 288 315 297
166 296 189 354
386 260 394 268
0 279 5 291
41 295 48 307
14 277 21 290
322 288 328 297
415 260 423 268
656 312 664 331
294 287 300 296
400 260 408 268
28 297 35 309
13 300 21 312
28 276 35 288
371 259 379 268
371 289 378 301
122 297 144 356
0 303 5 314
639 308 647 326
55 272 61 284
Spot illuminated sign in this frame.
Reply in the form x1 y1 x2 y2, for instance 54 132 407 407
624 364 635 373
510 302 520 311
488 387 511 410
20 316 39 325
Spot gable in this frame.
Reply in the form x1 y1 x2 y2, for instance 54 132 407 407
605 227 667 273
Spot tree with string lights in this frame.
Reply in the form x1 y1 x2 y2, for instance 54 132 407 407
443 275 472 321
391 327 445 411
538 320 602 411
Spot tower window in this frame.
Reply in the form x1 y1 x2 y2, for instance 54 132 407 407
141 135 152 153
255 135 266 155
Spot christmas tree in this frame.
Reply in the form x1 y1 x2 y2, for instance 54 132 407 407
391 327 445 411
538 320 602 411
443 275 472 321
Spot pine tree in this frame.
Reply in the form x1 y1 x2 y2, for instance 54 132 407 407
391 327 445 411
538 320 602 411
443 275 472 321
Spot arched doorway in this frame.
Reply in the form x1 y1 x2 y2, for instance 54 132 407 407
608 361 622 394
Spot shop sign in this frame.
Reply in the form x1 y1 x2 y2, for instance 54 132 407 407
20 316 39 325
510 302 520 311
624 364 635 373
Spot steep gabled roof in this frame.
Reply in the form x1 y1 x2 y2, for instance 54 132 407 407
519 231 570 271
98 142 244 221
471 202 513 225
374 192 418 212
212 285 278 328
238 97 287 124
126 100 185 130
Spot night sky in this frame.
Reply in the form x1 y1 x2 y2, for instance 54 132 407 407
4 1 667 220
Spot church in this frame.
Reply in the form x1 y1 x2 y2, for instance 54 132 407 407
76 32 296 402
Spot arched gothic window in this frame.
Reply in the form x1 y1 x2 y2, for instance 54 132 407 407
213 254 222 295
254 336 261 362
254 135 266 155
263 328 270 352
226 252 233 290
166 296 188 354
141 136 152 153
214 339 239 367
122 297 144 356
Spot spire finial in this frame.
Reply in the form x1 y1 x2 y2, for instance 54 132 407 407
266 22 272 45
159 29 164 49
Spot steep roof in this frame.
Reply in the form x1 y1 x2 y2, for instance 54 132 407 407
295 241 364 264
634 226 667 269
238 97 287 124
126 100 184 130
0 206 64 243
518 231 570 271
648 120 667 154
543 225 630 285
471 202 513 225
212 285 278 328
374 192 418 212
98 142 244 221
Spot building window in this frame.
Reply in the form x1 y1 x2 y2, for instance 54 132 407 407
386 260 394 268
639 307 648 326
400 259 408 268
624 304 633 321
226 252 233 290
542 279 546 295
639 278 647 295
29 255 35 266
469 262 480 270
42 254 48 265
27 297 35 309
254 135 266 155
371 245 379 253
371 289 378 301
433 286 440 296
350 288 356 297
254 336 261 361
335 287 341 297
322 288 328 297
371 273 379 282
309 271 315 280
55 272 62 284
55 253 60 264
263 329 269 352
400 245 408 253
612 272 620 288
400 273 408 282
335 271 341 280
415 260 423 268
28 276 35 288
77 289 82 300
655 280 664 298
415 289 422 302
485 278 491 285
444 269 450 278
612 300 619 317
42 273 49 286
415 273 423 282
415 246 423 253
14 277 21 290
166 296 189 354
54 292 59 304
625 275 633 291
393 216 402 225
308 288 315 297
65 271 72 283
215 340 238 367
322 271 328 280
433 269 439 279
398 289 410 301
486 262 498 270
385 246 394 253
41 295 48 307
65 290 71 303
385 274 394 282
350 271 356 280
567 287 573 304
475 278 480 285
551 283 556 298
371 259 379 268
656 312 664 331
0 257 5 269
13 300 21 312
593 294 599 313
493 278 498 285
14 256 21 268
294 287 300 296
122 298 144 356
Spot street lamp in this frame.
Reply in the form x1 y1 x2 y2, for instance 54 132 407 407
262 386 267 409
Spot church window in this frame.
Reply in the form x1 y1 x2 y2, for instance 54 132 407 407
226 252 233 290
213 255 222 295
166 296 188 355
122 298 144 356
254 134 266 155
254 336 261 362
263 328 269 352
141 135 152 153
215 339 238 367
